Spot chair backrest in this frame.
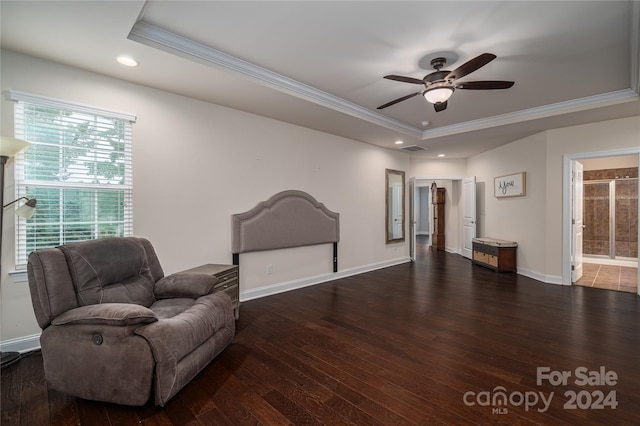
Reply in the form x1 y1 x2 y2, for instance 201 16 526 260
28 237 164 329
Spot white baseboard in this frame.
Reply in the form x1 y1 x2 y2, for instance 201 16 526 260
517 267 565 285
240 257 411 302
1 334 41 353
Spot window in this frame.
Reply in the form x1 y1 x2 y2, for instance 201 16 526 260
10 90 136 267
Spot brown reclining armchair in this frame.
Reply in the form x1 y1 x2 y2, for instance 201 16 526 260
27 237 235 406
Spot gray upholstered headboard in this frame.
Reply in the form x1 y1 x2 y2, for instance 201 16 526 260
232 190 340 272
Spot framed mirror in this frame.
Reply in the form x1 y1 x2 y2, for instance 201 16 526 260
385 169 405 243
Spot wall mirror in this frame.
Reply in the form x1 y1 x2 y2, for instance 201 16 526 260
385 169 405 243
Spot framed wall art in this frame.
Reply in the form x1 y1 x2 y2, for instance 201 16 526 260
494 172 526 198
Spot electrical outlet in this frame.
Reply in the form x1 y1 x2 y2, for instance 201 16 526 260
266 264 273 274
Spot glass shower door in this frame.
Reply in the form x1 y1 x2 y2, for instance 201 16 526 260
583 181 612 257
615 178 639 259
584 178 639 260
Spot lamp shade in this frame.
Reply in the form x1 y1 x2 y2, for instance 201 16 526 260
4 197 37 219
1 136 31 158
423 87 454 104
15 198 37 219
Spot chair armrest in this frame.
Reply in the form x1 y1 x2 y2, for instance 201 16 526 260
154 273 218 299
51 303 158 326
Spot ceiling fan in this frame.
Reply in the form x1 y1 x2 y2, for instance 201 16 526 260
377 53 514 112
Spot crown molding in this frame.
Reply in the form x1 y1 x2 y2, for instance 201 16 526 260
420 89 639 140
128 20 422 138
630 0 640 94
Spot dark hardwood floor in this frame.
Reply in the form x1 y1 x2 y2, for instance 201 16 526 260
2 248 640 425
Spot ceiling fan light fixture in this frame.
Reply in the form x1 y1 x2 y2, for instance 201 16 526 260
423 86 454 104
378 53 512 111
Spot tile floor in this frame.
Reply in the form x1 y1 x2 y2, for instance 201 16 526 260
575 263 638 293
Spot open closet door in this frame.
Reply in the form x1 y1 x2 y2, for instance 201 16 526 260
572 161 584 282
462 176 477 259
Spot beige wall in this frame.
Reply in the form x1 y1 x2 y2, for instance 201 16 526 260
466 132 548 277
579 154 638 170
411 157 467 177
1 50 410 342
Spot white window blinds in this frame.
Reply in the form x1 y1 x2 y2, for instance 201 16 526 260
10 90 136 266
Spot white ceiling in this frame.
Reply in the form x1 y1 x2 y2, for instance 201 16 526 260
2 1 639 158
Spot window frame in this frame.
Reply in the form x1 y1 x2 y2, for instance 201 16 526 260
9 90 136 268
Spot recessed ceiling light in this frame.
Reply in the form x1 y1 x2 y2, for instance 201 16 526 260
117 56 138 67
395 140 404 145
421 120 430 127
438 154 446 157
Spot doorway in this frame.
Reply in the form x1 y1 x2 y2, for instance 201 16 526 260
566 151 639 295
417 186 431 241
410 179 435 260
409 176 475 261
410 186 432 258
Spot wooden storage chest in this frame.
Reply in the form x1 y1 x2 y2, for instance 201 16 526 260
472 237 517 273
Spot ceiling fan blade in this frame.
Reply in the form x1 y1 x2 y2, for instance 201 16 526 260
456 81 515 90
434 101 448 112
445 53 496 81
383 75 425 85
377 92 421 110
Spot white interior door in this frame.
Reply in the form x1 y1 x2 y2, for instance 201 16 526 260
572 161 584 282
462 176 477 259
426 187 432 248
409 178 416 261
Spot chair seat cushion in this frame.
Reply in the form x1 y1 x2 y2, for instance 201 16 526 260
135 292 234 405
148 298 196 320
136 292 233 363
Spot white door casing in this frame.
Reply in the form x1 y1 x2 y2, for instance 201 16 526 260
409 178 416 261
462 176 477 259
572 161 584 283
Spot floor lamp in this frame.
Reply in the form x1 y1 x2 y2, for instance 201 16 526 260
1 136 34 369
